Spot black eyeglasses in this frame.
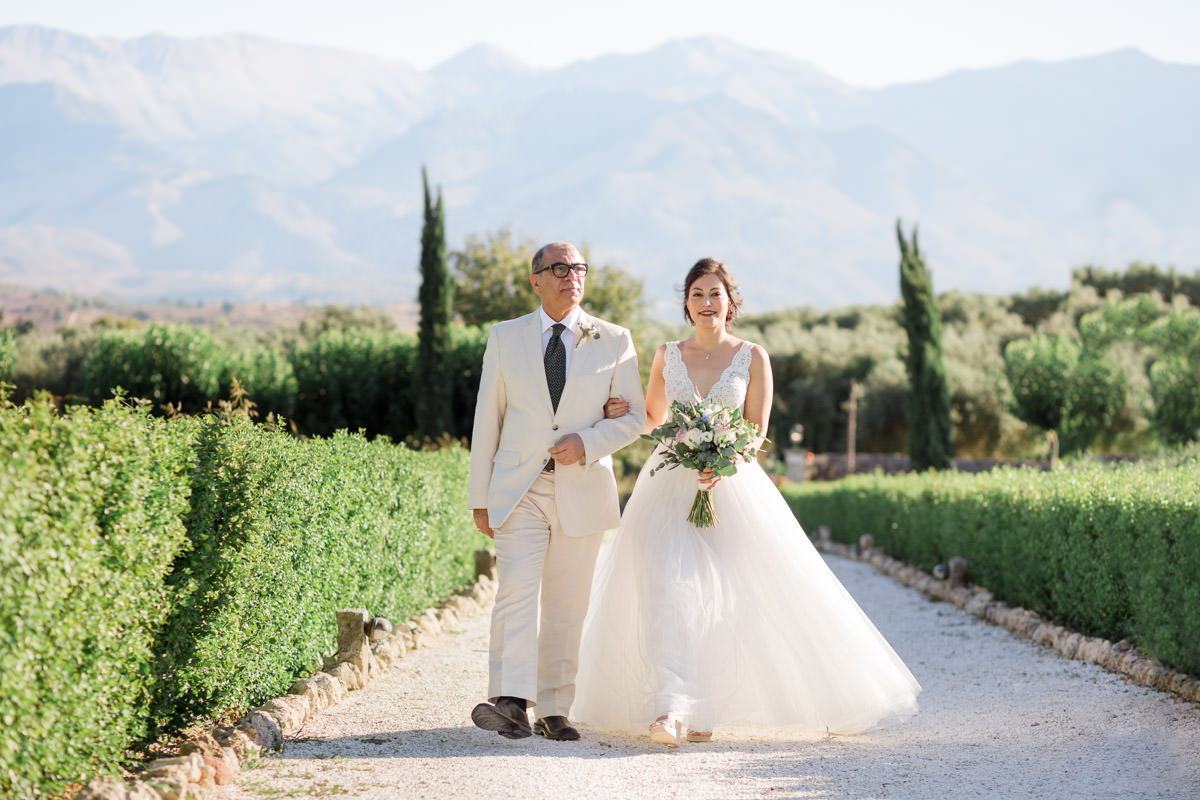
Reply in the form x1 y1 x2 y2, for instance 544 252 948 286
534 262 589 278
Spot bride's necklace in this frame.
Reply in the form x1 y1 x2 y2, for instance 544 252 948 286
695 340 722 360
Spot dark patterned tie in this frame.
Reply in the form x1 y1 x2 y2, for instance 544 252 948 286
545 323 566 412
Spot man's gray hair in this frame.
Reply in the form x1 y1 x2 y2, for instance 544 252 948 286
531 242 577 273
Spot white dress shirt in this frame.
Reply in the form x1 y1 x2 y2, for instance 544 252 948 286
539 305 581 375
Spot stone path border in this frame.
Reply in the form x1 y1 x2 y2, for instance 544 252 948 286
75 555 499 800
814 529 1200 704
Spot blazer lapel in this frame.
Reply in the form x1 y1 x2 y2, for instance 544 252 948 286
523 311 554 415
565 312 591 381
558 312 595 410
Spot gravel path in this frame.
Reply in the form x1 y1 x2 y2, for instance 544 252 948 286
218 555 1200 800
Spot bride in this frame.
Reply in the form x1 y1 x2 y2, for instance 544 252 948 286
572 258 921 746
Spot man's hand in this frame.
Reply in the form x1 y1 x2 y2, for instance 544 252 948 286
472 508 494 540
548 433 586 466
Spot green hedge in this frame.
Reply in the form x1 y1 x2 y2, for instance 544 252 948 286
222 343 298 422
0 393 479 798
290 325 487 442
782 463 1200 676
0 395 192 798
0 328 14 380
152 418 476 729
80 323 226 414
70 321 491 443
290 328 417 440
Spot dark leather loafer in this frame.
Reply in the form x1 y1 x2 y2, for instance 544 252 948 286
533 715 581 741
471 696 532 739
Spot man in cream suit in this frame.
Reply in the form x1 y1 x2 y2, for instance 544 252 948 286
468 241 646 742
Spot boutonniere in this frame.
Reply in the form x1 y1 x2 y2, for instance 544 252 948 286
576 322 600 349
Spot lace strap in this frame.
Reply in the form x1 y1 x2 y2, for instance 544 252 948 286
662 341 696 403
663 341 684 380
731 341 754 376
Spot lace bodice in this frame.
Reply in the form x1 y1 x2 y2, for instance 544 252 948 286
663 341 754 411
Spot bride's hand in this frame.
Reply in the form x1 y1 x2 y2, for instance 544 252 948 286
603 395 630 419
697 467 722 490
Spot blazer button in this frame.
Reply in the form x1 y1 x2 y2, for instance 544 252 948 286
552 425 559 431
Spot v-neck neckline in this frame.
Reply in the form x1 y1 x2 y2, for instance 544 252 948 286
677 341 744 401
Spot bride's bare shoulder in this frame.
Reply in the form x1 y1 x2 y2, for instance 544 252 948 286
747 342 772 373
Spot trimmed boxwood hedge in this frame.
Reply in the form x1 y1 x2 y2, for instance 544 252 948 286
0 393 191 799
782 463 1200 678
0 393 480 798
70 320 490 443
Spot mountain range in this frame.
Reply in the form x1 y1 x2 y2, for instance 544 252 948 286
1 24 1198 316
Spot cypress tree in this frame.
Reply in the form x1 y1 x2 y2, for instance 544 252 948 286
897 221 953 470
416 166 453 440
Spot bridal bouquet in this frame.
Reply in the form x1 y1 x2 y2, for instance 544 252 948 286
642 400 763 527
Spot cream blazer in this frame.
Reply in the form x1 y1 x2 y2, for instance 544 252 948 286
467 309 646 535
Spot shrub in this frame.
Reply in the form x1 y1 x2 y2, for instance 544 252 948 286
442 325 488 440
0 395 191 798
1004 333 1126 455
1144 310 1200 446
151 418 477 729
0 396 481 796
1148 358 1200 446
290 328 417 440
783 462 1200 676
4 324 102 403
0 328 14 383
80 323 226 413
222 343 298 421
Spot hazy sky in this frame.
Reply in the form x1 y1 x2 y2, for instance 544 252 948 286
1 0 1196 87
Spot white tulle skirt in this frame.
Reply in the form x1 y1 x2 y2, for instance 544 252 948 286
573 449 921 737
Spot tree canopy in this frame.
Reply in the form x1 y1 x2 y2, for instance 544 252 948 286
451 228 647 326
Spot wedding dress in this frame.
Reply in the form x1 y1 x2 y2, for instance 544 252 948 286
573 341 920 736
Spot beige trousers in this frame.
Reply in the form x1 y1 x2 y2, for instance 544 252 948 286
488 472 604 717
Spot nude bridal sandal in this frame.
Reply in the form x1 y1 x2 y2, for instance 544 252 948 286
649 713 682 747
685 728 712 743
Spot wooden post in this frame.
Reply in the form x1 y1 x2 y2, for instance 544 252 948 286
845 379 859 476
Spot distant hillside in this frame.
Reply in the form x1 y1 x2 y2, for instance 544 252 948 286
0 285 418 333
1 24 1198 316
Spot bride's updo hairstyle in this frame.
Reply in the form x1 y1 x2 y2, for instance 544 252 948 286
682 258 744 326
